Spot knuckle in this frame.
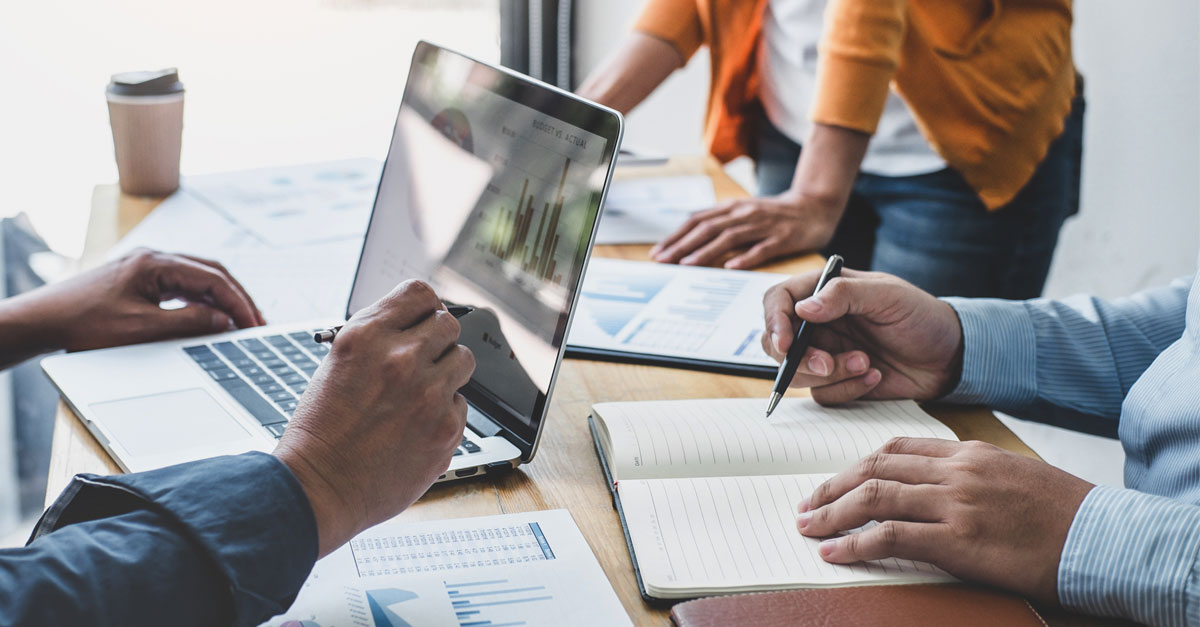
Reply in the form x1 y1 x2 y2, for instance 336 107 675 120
859 479 886 510
400 279 439 306
125 248 158 269
457 345 477 375
435 309 462 338
385 345 420 377
858 454 886 481
877 521 902 552
882 437 910 454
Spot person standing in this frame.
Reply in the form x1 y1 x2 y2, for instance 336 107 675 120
579 0 1084 298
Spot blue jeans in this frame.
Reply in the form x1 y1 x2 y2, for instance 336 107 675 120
756 96 1085 299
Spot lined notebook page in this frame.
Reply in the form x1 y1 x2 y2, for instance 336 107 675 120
595 398 956 481
620 473 952 596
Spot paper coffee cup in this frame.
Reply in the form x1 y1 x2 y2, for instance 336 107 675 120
107 68 184 196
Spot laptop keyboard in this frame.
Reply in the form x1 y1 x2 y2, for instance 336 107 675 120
184 330 484 458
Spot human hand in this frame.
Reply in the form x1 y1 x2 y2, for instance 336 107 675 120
797 438 1094 604
273 279 475 557
648 191 842 269
760 269 964 405
1 248 262 359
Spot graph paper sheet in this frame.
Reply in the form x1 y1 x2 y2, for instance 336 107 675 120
566 258 787 371
261 509 631 627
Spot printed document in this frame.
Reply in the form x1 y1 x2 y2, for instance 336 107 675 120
261 509 631 627
595 176 716 244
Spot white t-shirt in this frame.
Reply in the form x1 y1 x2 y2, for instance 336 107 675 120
758 0 946 177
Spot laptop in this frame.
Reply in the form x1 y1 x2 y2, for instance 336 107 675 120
41 41 623 481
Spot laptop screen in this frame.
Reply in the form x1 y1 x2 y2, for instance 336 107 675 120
347 42 621 451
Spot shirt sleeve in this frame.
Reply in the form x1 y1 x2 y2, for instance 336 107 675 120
633 0 705 62
940 277 1191 433
0 452 318 626
1058 486 1200 625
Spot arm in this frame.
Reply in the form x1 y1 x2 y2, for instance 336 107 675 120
576 0 698 114
944 277 1191 430
576 33 684 115
0 453 316 626
0 279 474 624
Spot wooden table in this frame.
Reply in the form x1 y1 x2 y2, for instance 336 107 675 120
46 156 1046 625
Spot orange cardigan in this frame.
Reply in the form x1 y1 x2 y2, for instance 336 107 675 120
635 0 1075 209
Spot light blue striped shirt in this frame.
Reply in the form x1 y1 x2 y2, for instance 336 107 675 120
943 272 1199 626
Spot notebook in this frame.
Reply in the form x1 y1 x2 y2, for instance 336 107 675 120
588 397 959 601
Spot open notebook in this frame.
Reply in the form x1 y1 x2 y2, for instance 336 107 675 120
588 398 958 601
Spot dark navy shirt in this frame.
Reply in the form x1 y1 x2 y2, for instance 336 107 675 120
0 452 318 625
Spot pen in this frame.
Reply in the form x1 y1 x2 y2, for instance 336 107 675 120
765 255 844 417
314 305 475 344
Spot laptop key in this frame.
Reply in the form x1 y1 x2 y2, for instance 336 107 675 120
195 359 226 371
265 335 293 348
216 379 286 426
238 338 268 352
280 373 305 385
289 384 307 396
240 366 265 377
207 368 238 381
259 382 283 394
265 423 287 439
259 358 286 369
213 342 249 361
462 440 481 454
280 399 298 411
250 374 274 385
251 350 276 361
453 448 464 456
184 345 216 357
268 390 294 403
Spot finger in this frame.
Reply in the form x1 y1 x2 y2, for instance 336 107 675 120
817 520 947 566
435 345 476 392
787 349 871 388
156 258 261 329
810 368 883 406
373 280 445 329
762 284 805 359
653 214 745 264
178 254 265 325
679 225 765 266
136 303 232 342
794 275 908 324
799 480 944 537
879 437 965 458
802 453 951 512
724 238 784 270
402 309 463 361
650 203 735 257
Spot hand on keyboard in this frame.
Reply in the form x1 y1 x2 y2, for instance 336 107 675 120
273 279 475 558
6 248 264 360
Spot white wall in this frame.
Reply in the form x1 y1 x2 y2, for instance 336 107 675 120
575 0 1200 298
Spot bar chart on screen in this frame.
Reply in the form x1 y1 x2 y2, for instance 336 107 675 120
260 510 630 627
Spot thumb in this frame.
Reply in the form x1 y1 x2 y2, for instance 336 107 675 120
794 277 903 324
151 304 232 339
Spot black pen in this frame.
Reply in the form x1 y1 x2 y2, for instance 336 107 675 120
314 305 475 344
765 255 844 417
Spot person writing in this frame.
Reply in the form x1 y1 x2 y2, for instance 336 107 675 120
0 249 475 625
579 0 1083 298
760 261 1199 625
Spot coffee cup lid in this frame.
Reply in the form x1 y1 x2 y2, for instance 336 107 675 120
107 68 184 97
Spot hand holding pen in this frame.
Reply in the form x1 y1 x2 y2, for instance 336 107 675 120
765 255 843 417
316 305 474 344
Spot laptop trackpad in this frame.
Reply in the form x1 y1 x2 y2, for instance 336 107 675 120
90 389 253 458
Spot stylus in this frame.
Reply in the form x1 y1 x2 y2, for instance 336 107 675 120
314 305 474 344
765 255 843 418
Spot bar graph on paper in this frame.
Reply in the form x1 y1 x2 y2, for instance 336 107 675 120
350 522 559 627
569 258 783 367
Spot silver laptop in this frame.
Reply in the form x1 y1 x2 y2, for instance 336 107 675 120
41 41 623 480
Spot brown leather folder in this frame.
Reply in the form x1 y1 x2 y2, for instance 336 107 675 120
669 584 1047 627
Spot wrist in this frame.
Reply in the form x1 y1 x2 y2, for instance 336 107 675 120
274 442 363 558
0 289 67 360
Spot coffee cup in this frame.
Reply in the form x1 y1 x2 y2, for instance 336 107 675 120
106 68 185 196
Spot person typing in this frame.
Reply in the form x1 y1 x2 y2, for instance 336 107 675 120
0 249 474 625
